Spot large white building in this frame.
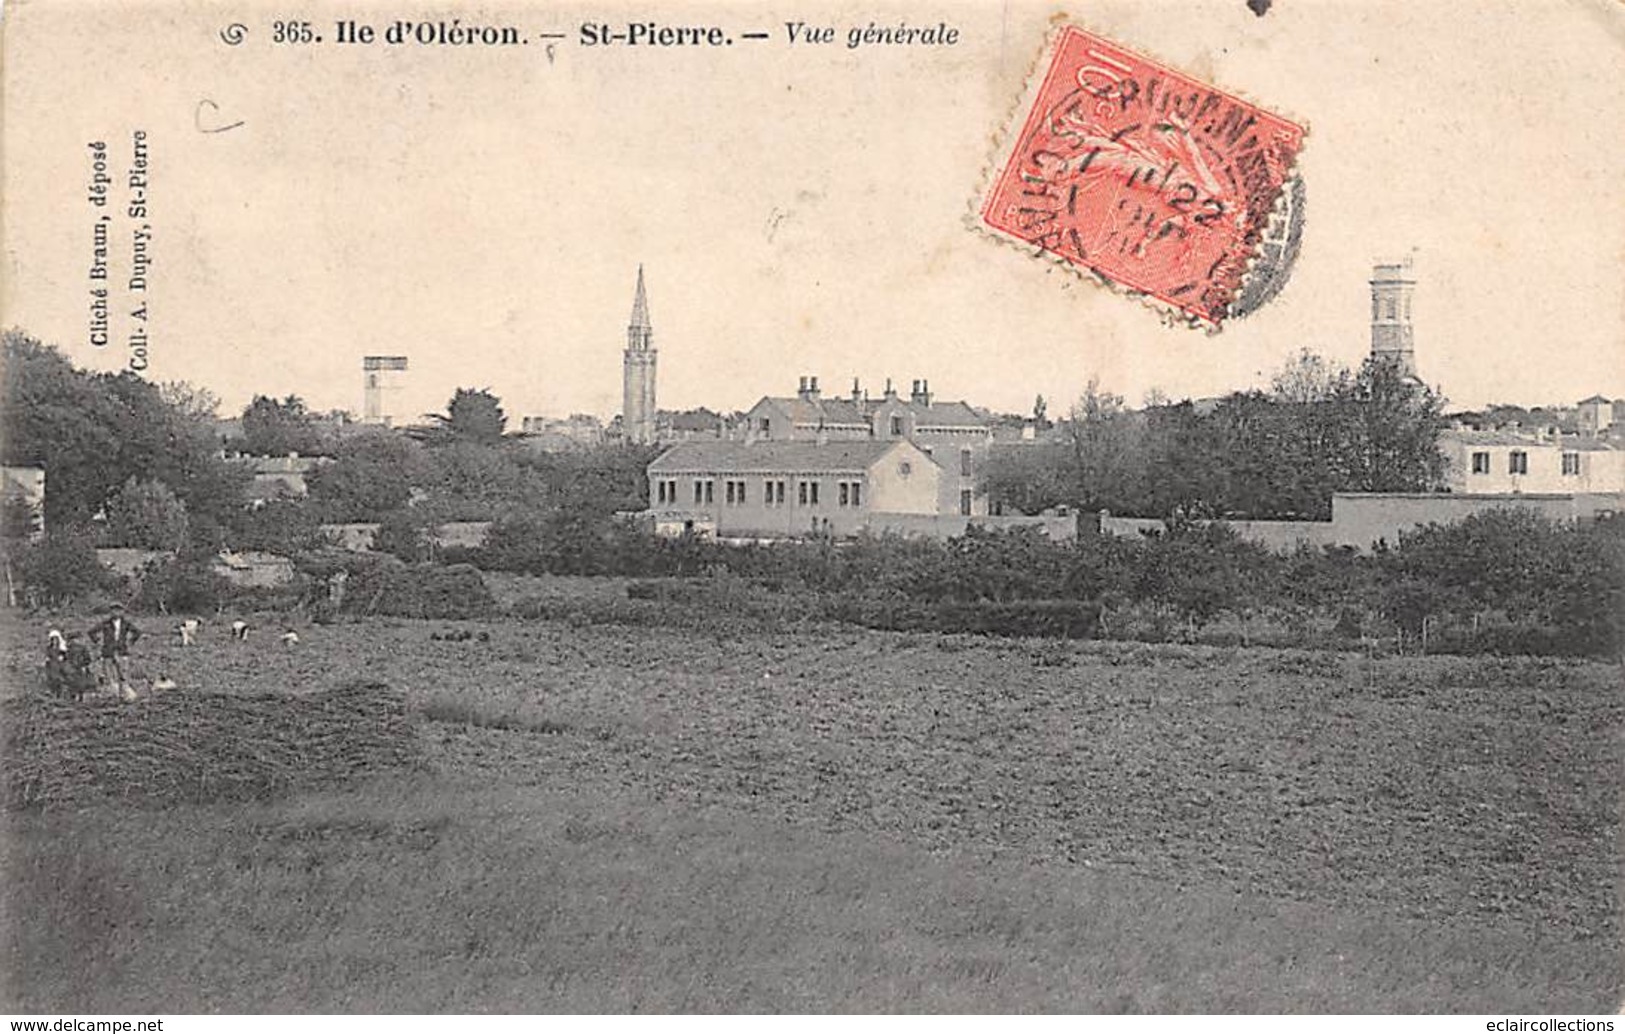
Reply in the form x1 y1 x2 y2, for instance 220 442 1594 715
1439 426 1625 495
742 376 994 517
647 438 941 539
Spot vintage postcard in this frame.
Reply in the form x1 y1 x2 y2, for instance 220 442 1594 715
2 0 1622 1017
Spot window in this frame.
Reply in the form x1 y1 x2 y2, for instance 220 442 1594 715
1562 452 1581 476
694 481 703 505
838 482 849 507
959 489 973 516
758 418 770 434
725 481 736 505
898 461 912 477
798 481 808 506
656 481 666 504
960 449 973 476
656 479 676 505
735 480 747 504
810 481 820 506
1470 451 1490 474
889 415 903 436
850 483 861 508
705 481 715 504
1509 451 1528 475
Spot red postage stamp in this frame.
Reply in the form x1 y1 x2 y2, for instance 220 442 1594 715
979 26 1307 326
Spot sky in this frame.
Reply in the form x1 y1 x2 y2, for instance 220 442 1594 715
3 0 1622 425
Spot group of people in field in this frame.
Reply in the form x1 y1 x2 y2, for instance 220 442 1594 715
42 606 298 702
44 602 142 701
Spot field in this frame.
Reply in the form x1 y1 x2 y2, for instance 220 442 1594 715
2 589 1621 1012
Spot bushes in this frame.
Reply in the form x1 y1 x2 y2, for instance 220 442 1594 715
825 596 1101 638
300 552 496 620
131 551 231 614
5 531 118 609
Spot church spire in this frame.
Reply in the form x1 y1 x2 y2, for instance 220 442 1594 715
622 265 657 445
628 264 651 333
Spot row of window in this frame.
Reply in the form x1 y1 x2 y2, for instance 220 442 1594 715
653 478 866 508
1469 451 1582 476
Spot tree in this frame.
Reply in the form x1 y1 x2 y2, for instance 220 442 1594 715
8 529 118 608
104 477 191 551
373 508 433 563
417 441 546 521
1065 379 1150 514
980 443 1077 515
436 388 506 444
1329 357 1447 494
241 394 323 456
1032 394 1050 429
306 431 424 522
2 331 247 528
1269 348 1347 404
159 381 221 423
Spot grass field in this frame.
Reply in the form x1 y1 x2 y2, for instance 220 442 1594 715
2 601 1620 1012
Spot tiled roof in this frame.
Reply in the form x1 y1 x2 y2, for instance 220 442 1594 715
910 401 988 427
763 397 871 426
760 395 990 429
649 439 912 474
1443 429 1619 451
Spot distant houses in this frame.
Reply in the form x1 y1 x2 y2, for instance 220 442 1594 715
638 377 1076 542
647 438 941 539
230 453 332 502
1439 427 1625 496
741 376 995 518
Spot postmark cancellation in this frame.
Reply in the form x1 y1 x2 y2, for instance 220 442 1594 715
977 25 1307 327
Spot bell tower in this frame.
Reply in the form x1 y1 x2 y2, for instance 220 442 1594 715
1369 259 1417 380
622 265 657 445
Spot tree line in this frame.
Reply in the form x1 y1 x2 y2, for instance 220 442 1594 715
983 351 1448 521
0 330 652 605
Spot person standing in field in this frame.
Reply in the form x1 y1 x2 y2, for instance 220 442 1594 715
88 602 142 693
63 632 96 701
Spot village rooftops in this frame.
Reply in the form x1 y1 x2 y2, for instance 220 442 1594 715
1443 428 1618 450
649 438 934 474
755 394 990 430
764 396 870 428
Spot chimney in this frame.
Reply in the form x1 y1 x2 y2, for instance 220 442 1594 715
809 376 820 399
883 378 897 400
851 377 862 403
910 379 931 406
797 376 816 401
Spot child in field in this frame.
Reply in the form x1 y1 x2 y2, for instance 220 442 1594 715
62 632 96 702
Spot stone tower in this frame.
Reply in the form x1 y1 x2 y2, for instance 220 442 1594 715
622 265 657 445
361 355 408 426
1369 259 1417 380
